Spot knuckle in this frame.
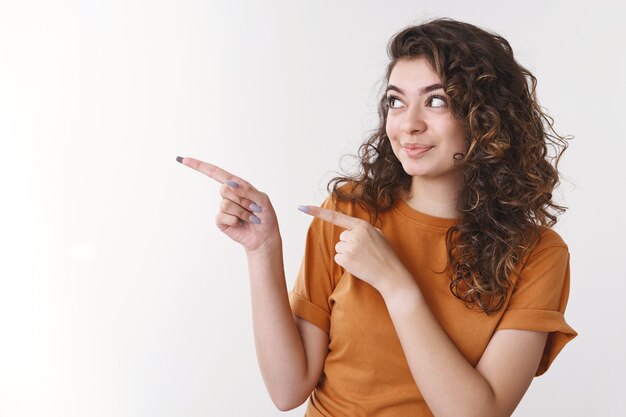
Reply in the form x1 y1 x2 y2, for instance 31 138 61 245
233 176 251 188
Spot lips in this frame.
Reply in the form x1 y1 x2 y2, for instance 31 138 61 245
402 146 433 157
402 143 433 149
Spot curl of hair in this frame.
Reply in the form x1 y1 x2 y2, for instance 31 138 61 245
327 17 572 314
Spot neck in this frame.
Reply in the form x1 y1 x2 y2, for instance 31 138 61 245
402 174 464 219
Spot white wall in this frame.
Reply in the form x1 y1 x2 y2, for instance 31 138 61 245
1 0 624 416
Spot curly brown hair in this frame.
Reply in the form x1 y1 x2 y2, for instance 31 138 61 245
327 17 572 314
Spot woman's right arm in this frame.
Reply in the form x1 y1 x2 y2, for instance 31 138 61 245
246 240 320 411
177 156 326 411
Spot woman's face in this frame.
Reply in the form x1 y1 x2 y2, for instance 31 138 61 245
385 57 467 181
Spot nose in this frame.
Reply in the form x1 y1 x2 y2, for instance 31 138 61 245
400 105 427 134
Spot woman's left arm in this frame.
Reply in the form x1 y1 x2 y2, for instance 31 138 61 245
298 204 549 417
381 275 547 417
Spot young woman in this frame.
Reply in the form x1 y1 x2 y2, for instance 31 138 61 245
178 17 577 417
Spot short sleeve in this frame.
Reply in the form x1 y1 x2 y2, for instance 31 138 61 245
288 195 343 334
495 244 578 376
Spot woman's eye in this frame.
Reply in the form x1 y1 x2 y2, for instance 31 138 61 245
387 94 447 110
428 95 447 108
387 95 400 108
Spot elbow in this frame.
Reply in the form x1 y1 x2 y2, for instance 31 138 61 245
271 390 309 412
273 397 305 412
273 397 293 412
443 409 498 417
467 401 502 417
275 403 296 412
267 375 315 411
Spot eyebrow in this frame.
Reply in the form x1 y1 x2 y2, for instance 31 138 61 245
385 83 444 96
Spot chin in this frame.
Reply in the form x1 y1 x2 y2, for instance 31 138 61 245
399 161 431 177
401 160 457 178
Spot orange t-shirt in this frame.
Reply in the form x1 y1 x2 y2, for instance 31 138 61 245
288 191 577 417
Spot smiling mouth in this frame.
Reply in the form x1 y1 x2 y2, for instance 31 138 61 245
403 146 433 157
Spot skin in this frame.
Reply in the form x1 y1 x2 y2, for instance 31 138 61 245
385 56 468 219
177 157 281 253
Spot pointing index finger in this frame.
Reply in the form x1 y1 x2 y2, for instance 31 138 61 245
179 157 232 183
177 156 266 205
306 205 362 230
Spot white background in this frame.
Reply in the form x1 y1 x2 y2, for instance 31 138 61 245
1 0 624 416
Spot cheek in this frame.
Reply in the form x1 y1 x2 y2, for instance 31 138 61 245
385 118 399 141
385 119 393 138
446 123 468 152
455 130 469 152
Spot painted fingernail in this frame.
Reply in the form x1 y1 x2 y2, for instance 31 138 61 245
176 156 183 164
249 215 261 224
250 203 262 212
225 180 239 188
297 205 310 213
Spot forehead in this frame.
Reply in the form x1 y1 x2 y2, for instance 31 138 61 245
389 57 441 86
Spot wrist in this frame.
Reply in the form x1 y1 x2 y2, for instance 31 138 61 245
245 235 283 258
379 268 423 308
